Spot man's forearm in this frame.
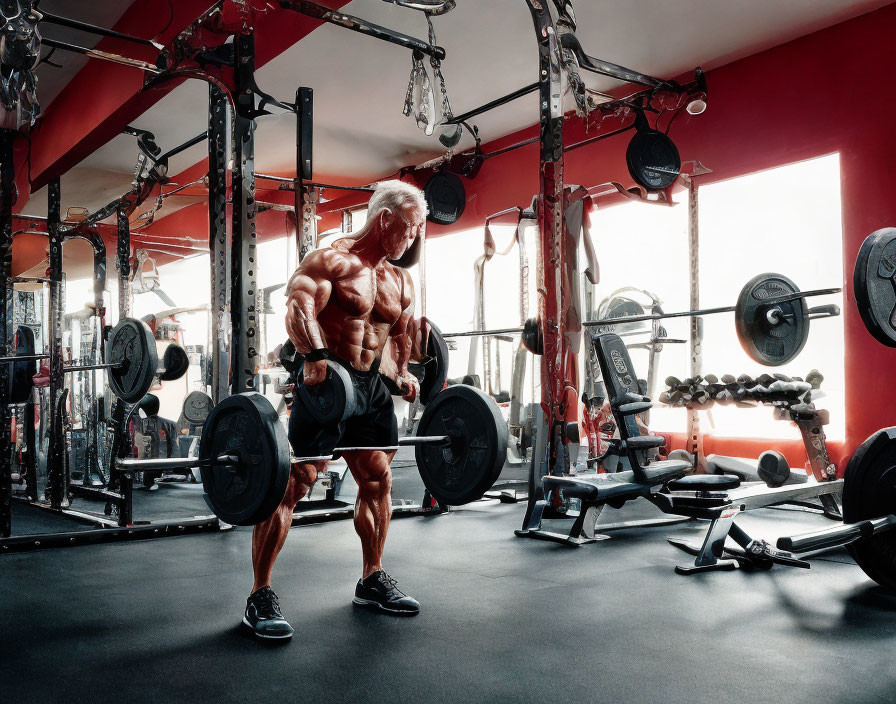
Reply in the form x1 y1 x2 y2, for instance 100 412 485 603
392 332 413 377
287 297 327 354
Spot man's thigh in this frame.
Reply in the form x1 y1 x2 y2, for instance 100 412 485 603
342 450 396 485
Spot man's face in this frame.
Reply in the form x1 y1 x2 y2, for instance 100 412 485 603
382 204 425 259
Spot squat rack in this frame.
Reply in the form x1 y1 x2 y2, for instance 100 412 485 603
0 0 701 542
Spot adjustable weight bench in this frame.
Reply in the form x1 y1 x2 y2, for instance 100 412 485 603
517 332 735 545
517 333 838 575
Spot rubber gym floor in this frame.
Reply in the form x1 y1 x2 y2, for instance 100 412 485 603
3 465 895 704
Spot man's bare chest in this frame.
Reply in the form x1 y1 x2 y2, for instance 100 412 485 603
330 268 403 323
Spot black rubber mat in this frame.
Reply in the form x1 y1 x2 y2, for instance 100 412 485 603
8 501 98 536
2 502 896 704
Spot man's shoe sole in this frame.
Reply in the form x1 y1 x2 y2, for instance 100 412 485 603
352 597 419 615
242 616 294 639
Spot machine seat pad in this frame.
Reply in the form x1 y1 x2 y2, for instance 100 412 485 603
542 472 646 502
668 473 741 492
639 460 691 484
626 435 665 450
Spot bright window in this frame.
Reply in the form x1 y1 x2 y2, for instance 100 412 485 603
698 154 844 440
585 153 845 441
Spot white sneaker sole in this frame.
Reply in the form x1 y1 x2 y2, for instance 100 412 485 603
352 597 419 615
242 616 294 639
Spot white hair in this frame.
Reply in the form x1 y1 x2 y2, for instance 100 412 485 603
366 180 428 221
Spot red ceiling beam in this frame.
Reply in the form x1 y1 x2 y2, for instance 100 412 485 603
24 0 350 202
23 0 215 198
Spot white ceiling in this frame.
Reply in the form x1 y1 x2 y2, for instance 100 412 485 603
21 0 893 217
35 0 135 108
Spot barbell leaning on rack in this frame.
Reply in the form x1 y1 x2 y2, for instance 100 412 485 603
1 318 189 403
440 272 842 367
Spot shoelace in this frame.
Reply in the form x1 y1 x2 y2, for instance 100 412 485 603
379 572 404 596
253 590 282 619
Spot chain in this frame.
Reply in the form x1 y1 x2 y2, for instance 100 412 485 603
426 16 453 123
403 52 434 132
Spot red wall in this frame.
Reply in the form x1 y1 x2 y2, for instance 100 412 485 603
423 4 896 471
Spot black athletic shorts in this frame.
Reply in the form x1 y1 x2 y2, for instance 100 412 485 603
288 356 398 461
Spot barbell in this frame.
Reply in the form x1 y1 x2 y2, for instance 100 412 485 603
440 272 841 367
112 383 509 525
2 318 189 403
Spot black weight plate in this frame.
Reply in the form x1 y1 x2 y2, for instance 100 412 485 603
105 318 158 403
183 390 213 426
521 317 543 355
199 393 290 526
735 272 809 367
842 426 896 590
160 344 190 381
10 325 36 403
297 360 356 423
424 171 466 225
854 227 896 347
420 322 448 405
415 384 508 505
626 130 681 191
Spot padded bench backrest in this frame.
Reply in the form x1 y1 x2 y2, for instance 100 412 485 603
592 333 643 441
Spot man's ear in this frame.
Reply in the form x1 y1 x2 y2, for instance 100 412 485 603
379 208 393 229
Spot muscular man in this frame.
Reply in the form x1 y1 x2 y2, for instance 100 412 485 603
243 180 426 639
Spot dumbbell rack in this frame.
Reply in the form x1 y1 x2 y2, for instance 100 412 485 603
659 371 841 514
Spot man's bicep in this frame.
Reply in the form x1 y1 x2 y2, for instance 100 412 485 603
287 268 332 312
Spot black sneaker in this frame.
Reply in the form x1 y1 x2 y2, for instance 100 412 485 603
243 586 294 639
353 570 420 615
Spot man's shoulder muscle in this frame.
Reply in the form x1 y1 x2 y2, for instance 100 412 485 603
297 247 357 280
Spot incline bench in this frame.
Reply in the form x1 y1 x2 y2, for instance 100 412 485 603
517 332 841 574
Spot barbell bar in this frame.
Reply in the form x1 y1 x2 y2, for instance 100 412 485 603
441 285 841 339
0 349 186 385
440 274 841 367
0 352 126 374
5 318 189 403
113 434 452 474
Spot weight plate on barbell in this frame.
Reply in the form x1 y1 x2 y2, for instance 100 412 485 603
854 227 896 347
415 384 508 505
199 392 290 526
735 272 809 367
521 317 543 355
842 426 896 590
182 390 213 426
420 322 448 405
105 318 158 403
